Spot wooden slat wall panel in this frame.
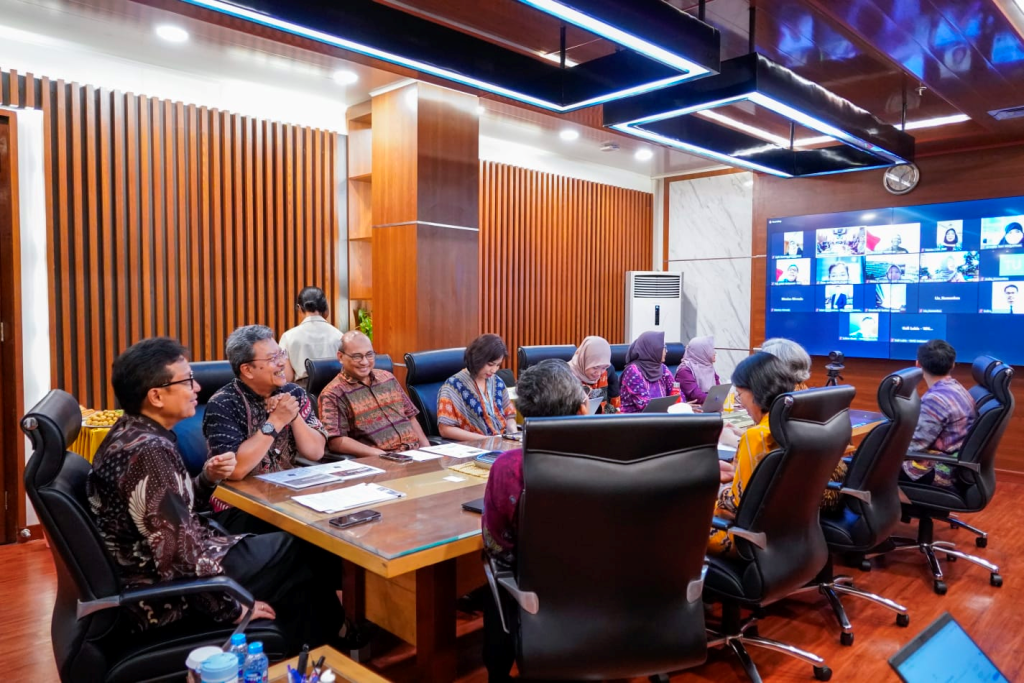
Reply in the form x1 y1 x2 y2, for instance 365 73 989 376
1 68 340 408
479 161 653 373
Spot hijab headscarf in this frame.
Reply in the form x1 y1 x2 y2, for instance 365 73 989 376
625 330 665 382
681 335 717 392
569 336 612 384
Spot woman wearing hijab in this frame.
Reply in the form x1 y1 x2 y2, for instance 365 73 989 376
568 336 620 412
619 330 677 413
675 335 721 404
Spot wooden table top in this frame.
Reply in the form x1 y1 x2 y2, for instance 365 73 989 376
267 645 389 683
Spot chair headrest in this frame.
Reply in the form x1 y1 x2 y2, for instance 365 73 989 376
21 389 83 487
876 367 923 419
405 348 466 384
665 343 686 367
191 360 236 404
517 345 576 372
608 344 629 371
988 363 1014 405
972 355 1000 387
769 385 856 449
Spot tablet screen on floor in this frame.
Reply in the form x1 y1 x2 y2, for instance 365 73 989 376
889 612 1007 683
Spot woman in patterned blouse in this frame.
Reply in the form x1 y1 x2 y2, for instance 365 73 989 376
619 330 678 413
437 334 518 441
568 335 620 412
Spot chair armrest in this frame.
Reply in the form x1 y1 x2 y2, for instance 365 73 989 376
483 557 510 635
904 451 980 473
484 556 539 619
710 515 767 549
826 480 872 503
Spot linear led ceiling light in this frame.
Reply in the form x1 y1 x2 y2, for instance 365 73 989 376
178 0 720 112
604 53 915 177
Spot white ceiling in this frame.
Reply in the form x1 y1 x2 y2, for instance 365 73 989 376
0 0 718 178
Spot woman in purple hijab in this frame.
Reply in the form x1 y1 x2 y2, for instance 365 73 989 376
675 335 721 404
619 330 677 413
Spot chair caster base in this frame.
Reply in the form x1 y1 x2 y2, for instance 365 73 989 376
991 573 1003 588
934 580 948 595
976 537 988 549
897 613 910 627
815 665 833 681
859 559 872 572
946 554 957 562
840 631 854 647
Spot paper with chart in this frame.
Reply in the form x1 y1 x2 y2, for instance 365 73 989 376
292 483 405 514
255 459 385 490
420 443 491 459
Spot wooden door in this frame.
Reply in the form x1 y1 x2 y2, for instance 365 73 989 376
0 116 12 544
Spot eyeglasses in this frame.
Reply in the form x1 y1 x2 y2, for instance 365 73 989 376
156 372 196 390
342 351 376 363
248 350 288 365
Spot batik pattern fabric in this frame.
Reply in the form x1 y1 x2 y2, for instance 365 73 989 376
708 414 776 557
87 414 244 631
203 379 326 510
902 377 977 489
436 369 516 436
319 369 422 452
481 449 524 569
619 364 675 413
582 368 621 411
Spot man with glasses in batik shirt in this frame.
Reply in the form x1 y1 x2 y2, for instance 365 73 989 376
319 331 431 458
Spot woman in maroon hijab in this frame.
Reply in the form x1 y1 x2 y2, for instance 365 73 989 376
619 330 678 413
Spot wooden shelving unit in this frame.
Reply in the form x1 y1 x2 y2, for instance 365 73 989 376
347 102 373 330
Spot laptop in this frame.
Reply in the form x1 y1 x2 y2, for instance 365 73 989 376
889 612 1008 683
642 395 680 413
702 383 733 413
587 396 604 414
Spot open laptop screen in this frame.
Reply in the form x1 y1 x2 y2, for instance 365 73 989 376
889 612 1007 683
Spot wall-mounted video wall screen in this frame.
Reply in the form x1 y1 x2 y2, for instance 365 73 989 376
765 195 1024 364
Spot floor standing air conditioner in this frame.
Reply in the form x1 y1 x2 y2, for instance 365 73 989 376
625 271 683 343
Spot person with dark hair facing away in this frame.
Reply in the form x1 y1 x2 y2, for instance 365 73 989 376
708 352 795 556
87 338 344 650
480 359 589 681
437 334 518 441
319 331 431 457
279 286 344 390
619 330 678 413
902 339 977 489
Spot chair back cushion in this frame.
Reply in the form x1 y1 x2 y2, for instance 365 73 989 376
404 348 466 438
608 343 630 381
516 345 576 373
730 386 855 604
304 355 396 404
968 355 1000 406
834 368 921 548
171 361 235 476
515 413 721 679
665 342 686 376
954 362 1014 507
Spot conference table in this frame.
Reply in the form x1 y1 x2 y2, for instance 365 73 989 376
214 408 885 682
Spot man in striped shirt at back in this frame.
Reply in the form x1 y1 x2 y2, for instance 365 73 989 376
901 339 977 489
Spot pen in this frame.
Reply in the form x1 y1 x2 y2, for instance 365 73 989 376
374 484 406 498
297 644 309 678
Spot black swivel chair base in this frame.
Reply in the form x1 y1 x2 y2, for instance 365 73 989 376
706 603 832 682
865 516 1003 595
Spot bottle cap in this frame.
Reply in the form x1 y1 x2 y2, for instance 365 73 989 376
230 633 247 646
247 641 264 655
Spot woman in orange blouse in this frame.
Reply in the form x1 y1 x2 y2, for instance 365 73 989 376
567 336 620 412
437 334 518 441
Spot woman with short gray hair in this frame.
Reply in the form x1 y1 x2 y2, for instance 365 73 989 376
761 337 812 389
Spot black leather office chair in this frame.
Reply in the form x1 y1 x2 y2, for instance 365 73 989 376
22 389 287 683
171 360 235 476
304 354 394 405
967 355 1000 407
704 385 855 682
404 347 465 439
486 413 722 680
791 368 921 645
870 362 1013 594
516 345 576 373
609 343 629 382
497 368 516 388
665 342 686 376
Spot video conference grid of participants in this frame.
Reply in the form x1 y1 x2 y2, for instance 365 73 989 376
765 196 1024 363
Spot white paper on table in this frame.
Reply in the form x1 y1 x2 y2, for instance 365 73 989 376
420 443 490 459
717 442 737 453
292 483 404 514
255 459 385 489
405 450 443 461
443 475 466 483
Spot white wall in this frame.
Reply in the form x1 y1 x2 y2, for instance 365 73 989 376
664 171 755 381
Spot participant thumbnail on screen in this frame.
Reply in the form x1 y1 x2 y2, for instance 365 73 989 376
980 215 1024 250
865 254 920 283
815 226 867 256
775 258 811 285
999 252 1024 278
865 223 920 255
873 284 907 312
935 220 963 251
782 231 805 257
822 285 854 312
815 257 863 285
920 251 980 282
847 314 879 341
990 282 1022 314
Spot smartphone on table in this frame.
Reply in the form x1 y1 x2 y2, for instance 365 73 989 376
380 452 413 463
329 509 382 529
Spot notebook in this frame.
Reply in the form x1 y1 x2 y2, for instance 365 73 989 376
587 396 604 414
642 395 680 413
889 612 1007 683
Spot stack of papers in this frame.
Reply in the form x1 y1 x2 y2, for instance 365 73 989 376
420 443 491 459
255 459 385 490
293 483 406 514
404 450 443 462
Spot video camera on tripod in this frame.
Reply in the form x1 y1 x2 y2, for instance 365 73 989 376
825 350 845 386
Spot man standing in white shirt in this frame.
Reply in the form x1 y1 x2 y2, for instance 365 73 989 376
279 286 345 390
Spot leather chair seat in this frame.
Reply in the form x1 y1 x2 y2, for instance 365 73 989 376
819 509 868 549
704 554 764 604
900 482 970 511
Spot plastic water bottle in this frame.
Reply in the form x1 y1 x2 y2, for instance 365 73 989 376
227 633 247 679
242 641 268 683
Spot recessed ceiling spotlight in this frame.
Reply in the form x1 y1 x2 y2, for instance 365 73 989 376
559 129 580 141
332 69 359 85
155 25 189 43
635 148 654 161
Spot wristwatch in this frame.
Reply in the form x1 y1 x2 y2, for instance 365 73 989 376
260 421 279 439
